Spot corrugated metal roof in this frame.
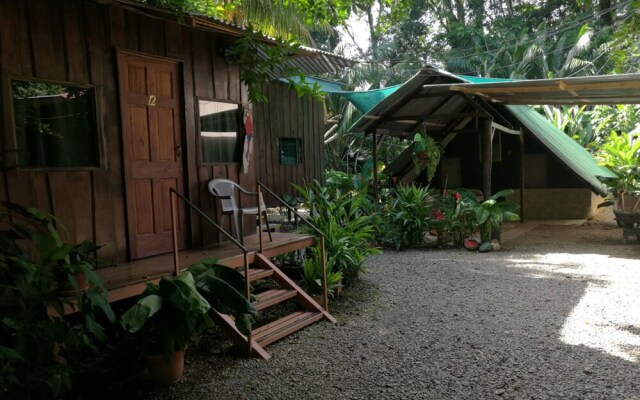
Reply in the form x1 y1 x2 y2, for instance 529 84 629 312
114 0 354 76
507 105 614 195
449 73 640 105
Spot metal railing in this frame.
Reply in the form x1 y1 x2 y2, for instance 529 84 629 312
257 182 330 311
169 188 251 300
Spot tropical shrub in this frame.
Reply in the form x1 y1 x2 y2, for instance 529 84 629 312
380 184 436 250
293 181 379 282
431 189 478 246
594 131 640 196
0 203 114 399
299 247 343 296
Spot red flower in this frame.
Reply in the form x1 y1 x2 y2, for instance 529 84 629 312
431 209 443 221
454 192 461 202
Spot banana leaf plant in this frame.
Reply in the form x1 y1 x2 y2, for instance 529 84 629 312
473 189 520 243
0 203 114 398
121 259 256 358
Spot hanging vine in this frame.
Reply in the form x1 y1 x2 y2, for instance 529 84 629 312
231 30 323 103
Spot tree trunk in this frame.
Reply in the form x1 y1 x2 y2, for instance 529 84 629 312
599 0 612 25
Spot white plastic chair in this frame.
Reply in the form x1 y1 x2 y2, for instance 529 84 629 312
207 179 272 245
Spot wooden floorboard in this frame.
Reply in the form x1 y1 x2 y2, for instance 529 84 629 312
98 232 316 303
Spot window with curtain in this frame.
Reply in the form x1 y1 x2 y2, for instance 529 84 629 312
199 100 241 164
278 138 302 165
11 79 99 168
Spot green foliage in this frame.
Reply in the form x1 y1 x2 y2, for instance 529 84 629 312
0 203 114 399
380 184 436 250
431 189 479 246
595 131 640 196
299 247 343 296
232 32 323 103
472 190 520 242
293 181 379 281
412 133 441 181
122 259 255 357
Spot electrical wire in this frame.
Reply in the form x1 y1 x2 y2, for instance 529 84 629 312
349 0 631 65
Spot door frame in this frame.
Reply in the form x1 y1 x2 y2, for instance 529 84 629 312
115 49 189 260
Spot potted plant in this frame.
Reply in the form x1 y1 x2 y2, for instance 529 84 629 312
472 189 520 244
121 259 256 385
412 133 441 181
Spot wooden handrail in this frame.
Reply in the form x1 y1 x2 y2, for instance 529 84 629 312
256 181 329 312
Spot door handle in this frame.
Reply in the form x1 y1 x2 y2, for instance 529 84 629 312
175 144 182 158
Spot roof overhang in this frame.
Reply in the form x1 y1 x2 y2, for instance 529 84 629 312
447 74 640 105
111 0 354 75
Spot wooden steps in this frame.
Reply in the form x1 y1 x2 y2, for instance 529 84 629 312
215 246 336 360
243 267 274 282
253 289 297 311
253 311 323 347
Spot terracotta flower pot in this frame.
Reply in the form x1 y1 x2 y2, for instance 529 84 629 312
144 349 185 385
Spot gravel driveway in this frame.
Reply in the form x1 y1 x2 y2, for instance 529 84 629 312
124 221 640 400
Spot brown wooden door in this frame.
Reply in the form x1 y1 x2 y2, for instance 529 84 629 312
117 52 186 259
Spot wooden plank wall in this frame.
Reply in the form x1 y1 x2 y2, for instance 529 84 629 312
0 0 247 262
254 81 325 206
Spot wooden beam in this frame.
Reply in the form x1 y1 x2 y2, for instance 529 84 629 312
558 81 580 97
450 79 640 95
491 122 520 135
372 130 378 206
519 128 525 223
387 111 490 121
482 118 494 199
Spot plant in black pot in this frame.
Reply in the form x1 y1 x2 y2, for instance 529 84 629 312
121 259 256 385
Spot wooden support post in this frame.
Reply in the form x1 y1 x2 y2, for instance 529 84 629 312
482 118 494 199
320 236 329 312
519 128 525 223
257 184 264 253
170 191 180 276
243 252 250 301
372 130 379 207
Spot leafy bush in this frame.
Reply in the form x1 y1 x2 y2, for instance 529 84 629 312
431 189 478 246
293 181 379 282
380 184 437 250
0 203 114 399
595 131 640 196
299 247 343 296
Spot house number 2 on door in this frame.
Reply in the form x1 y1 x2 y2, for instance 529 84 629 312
148 95 157 106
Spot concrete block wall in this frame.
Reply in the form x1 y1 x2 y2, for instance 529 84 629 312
506 188 606 220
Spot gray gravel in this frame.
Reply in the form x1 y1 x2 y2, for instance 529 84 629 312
122 222 640 400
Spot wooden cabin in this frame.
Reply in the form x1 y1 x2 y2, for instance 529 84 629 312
0 0 349 358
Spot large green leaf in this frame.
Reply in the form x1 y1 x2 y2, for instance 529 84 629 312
162 273 211 315
121 294 162 333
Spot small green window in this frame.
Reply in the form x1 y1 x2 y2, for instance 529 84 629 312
278 138 301 165
11 79 99 168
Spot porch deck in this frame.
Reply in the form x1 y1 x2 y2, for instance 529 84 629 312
99 232 316 303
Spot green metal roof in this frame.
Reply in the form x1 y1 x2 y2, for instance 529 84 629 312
507 105 614 195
